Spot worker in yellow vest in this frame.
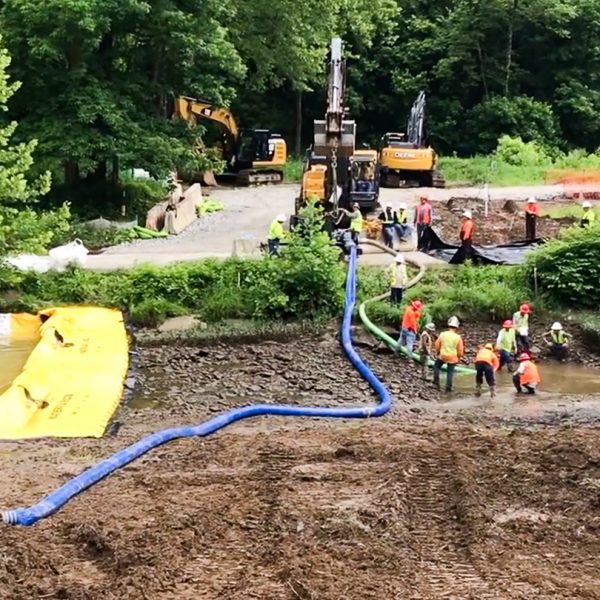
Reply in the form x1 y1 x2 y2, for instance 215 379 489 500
496 319 518 372
268 213 287 256
433 316 464 392
542 322 572 361
581 201 597 227
339 202 363 244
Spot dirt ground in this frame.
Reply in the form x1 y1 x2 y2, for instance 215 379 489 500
435 198 580 245
1 333 600 599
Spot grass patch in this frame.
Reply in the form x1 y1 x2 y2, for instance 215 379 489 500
283 157 304 183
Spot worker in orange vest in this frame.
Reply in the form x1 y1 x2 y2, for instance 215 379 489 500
513 352 541 394
459 210 475 258
524 197 539 240
415 196 433 251
474 343 500 398
396 299 423 356
433 316 464 392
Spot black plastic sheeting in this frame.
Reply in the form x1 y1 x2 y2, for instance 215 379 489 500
420 227 543 265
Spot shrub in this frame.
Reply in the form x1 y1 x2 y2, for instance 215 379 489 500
525 224 600 307
494 135 550 167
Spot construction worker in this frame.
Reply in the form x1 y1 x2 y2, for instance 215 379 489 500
433 316 464 392
396 299 423 356
415 196 433 251
513 352 541 394
268 213 287 256
379 202 397 248
542 322 572 361
524 197 539 240
581 201 597 228
496 319 518 372
345 202 363 244
474 343 499 398
512 303 531 352
388 254 407 304
417 322 436 381
459 210 475 258
395 202 412 241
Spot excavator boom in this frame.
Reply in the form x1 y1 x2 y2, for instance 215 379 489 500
173 96 240 139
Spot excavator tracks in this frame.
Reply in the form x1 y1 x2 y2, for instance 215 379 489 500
236 169 284 186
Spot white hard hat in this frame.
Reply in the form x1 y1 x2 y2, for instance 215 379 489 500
583 201 592 208
447 316 460 328
425 322 436 331
276 213 286 222
551 322 562 331
385 202 393 208
394 254 405 263
462 210 472 219
528 197 536 203
399 202 407 210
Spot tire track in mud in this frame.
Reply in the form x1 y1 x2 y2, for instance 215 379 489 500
403 444 529 599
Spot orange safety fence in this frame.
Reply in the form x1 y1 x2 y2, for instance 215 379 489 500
544 169 600 199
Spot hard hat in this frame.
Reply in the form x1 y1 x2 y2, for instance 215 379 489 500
385 202 393 208
276 213 286 222
425 322 436 331
517 352 531 362
503 319 513 328
411 300 423 310
519 303 531 313
420 195 428 201
352 202 360 208
527 197 536 203
551 321 562 331
399 202 407 210
583 201 592 208
484 343 494 350
462 210 472 218
394 254 405 263
447 316 460 328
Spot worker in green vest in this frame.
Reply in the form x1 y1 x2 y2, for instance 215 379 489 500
267 213 287 256
581 201 597 227
542 322 572 361
339 202 363 244
496 319 518 372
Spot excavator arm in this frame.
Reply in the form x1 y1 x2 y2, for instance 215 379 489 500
406 90 426 148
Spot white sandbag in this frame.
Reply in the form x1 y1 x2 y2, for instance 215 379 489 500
4 254 51 273
48 239 89 271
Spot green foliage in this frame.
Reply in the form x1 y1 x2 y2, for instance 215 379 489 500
494 135 550 167
129 298 188 328
404 263 536 325
525 224 600 307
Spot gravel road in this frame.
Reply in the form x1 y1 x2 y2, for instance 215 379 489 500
90 183 564 269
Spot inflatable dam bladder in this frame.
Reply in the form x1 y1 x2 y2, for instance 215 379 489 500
0 307 129 440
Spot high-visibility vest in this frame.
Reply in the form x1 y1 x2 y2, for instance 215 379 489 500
268 220 285 241
525 203 539 216
497 328 516 352
397 209 408 225
551 330 567 345
582 210 597 227
381 209 395 225
475 347 499 370
520 360 541 386
460 219 474 241
512 311 529 330
401 307 420 332
437 330 463 363
389 263 407 288
351 211 363 233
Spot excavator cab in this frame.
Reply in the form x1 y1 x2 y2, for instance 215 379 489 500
347 150 379 209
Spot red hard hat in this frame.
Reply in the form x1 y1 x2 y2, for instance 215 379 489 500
411 300 423 310
520 303 531 313
503 319 513 328
517 352 531 361
420 195 428 201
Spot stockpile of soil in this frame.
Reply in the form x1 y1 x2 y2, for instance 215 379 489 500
0 335 599 598
435 198 578 245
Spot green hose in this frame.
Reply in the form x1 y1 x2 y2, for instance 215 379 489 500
357 238 476 374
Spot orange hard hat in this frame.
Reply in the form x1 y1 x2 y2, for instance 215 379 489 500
411 300 423 310
517 352 531 361
503 319 513 328
520 303 531 313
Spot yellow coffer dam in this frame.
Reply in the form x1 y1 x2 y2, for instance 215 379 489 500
0 307 129 440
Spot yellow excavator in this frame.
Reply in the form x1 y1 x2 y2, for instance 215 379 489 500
296 38 379 215
172 96 287 185
378 91 445 188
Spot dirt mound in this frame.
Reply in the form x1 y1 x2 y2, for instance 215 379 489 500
436 197 577 245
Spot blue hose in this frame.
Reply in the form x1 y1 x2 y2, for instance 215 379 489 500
2 247 392 526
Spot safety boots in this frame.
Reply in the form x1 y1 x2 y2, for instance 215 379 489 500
475 384 482 397
490 385 497 398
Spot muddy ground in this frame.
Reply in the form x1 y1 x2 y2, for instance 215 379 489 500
0 333 600 599
435 198 580 245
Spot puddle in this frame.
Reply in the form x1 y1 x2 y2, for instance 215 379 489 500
0 340 36 395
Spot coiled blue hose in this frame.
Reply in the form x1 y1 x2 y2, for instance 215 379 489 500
2 246 392 526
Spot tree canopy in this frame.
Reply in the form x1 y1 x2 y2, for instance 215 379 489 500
0 0 599 189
